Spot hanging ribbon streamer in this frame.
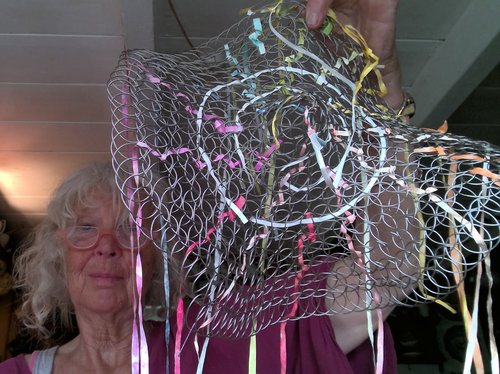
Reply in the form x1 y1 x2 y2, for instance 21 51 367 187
120 80 150 374
174 297 184 374
161 216 171 374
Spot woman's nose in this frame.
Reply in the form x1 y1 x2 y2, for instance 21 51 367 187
94 233 120 256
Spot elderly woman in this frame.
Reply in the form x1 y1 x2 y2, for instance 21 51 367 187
1 163 167 373
0 161 404 374
1 0 417 372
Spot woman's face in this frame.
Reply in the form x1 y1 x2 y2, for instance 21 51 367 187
63 191 156 318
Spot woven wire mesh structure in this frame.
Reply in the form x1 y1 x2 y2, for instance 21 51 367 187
107 1 499 339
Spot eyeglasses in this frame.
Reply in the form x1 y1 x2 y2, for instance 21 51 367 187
64 225 149 250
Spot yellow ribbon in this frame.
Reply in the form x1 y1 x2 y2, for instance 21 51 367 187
325 9 387 101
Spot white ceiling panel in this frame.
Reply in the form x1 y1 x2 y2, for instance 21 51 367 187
0 123 111 152
0 0 123 35
1 196 52 219
0 35 123 84
0 152 111 205
0 148 111 224
0 84 110 122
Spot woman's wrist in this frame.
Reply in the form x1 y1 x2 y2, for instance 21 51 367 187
377 53 415 119
379 53 404 110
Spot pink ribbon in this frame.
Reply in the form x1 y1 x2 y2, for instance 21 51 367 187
279 212 315 374
186 196 246 255
174 297 184 374
254 141 282 171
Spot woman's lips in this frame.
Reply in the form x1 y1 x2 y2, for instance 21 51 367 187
88 272 124 286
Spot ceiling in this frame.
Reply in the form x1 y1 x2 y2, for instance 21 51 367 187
1 0 499 231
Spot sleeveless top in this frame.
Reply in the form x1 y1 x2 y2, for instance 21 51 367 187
29 346 58 374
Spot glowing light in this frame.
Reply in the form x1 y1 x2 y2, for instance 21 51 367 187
0 170 15 192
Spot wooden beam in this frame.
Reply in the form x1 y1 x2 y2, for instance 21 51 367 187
409 0 500 128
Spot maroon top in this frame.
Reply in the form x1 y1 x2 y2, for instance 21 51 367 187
0 317 396 374
1 262 397 373
0 355 30 374
157 316 397 374
150 260 398 373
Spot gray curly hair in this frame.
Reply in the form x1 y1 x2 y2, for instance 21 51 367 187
14 162 168 340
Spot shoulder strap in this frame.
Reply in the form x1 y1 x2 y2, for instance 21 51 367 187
32 346 58 374
28 351 38 372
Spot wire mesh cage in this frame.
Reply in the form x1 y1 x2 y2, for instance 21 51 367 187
107 0 499 339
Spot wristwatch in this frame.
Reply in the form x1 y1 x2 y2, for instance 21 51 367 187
396 91 416 118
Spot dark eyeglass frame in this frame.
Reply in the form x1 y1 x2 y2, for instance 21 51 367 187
62 225 149 250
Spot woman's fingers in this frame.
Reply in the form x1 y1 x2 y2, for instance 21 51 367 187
305 0 332 29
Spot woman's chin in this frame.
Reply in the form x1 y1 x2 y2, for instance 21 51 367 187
74 290 134 317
